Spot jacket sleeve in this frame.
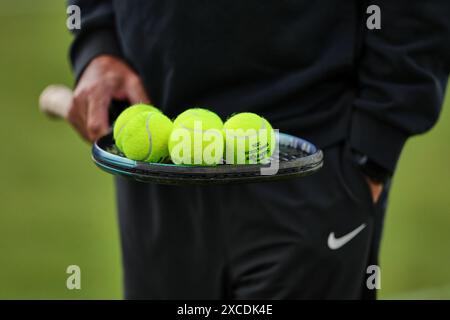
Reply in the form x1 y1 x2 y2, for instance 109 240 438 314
68 0 123 80
350 0 450 173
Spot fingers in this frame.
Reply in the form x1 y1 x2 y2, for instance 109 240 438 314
86 93 111 142
372 184 383 203
365 176 383 204
68 88 111 143
68 91 89 141
66 55 150 143
125 75 151 104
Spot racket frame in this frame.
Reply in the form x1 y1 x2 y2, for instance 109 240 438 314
92 132 323 185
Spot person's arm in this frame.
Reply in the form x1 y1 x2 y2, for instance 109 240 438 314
351 1 450 185
67 1 149 142
69 0 123 79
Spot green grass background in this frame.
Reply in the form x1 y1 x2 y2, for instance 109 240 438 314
0 1 449 299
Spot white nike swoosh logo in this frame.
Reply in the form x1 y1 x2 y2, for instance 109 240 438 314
327 224 366 250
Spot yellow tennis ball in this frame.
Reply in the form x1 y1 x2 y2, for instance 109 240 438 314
168 108 224 165
223 112 275 164
113 104 161 152
121 111 173 163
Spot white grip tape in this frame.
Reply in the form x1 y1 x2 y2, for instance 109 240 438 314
39 85 73 119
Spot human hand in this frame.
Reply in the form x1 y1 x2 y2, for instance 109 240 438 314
365 176 383 204
68 55 150 142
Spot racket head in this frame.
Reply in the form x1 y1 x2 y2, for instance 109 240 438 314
92 132 323 185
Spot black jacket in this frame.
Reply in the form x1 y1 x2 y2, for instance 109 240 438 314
69 0 450 172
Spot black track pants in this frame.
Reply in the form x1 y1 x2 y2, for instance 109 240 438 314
115 142 389 299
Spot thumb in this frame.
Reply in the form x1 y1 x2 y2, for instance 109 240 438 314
125 76 151 105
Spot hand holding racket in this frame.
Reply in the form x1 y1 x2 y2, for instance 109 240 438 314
40 56 151 142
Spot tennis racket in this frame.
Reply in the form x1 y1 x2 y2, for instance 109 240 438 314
40 85 324 185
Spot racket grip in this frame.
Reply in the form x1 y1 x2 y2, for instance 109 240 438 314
39 85 73 120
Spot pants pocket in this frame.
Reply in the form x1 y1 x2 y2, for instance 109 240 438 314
336 142 376 216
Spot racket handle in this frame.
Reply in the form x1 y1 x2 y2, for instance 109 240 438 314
39 85 73 120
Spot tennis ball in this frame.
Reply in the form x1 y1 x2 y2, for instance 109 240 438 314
121 111 173 163
223 112 275 164
113 104 161 152
168 108 224 165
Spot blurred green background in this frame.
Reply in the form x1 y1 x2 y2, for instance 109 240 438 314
0 1 449 300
